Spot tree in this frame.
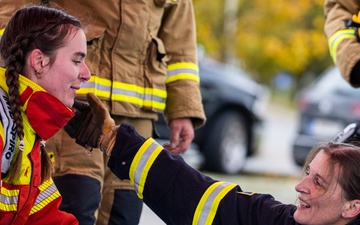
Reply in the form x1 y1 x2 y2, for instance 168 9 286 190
194 0 332 87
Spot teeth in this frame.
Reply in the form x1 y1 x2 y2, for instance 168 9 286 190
299 200 310 208
301 203 310 208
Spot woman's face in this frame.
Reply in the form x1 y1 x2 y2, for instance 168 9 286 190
34 29 90 107
293 150 352 225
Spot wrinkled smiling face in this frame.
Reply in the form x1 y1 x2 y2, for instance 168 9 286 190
293 150 350 225
36 28 90 107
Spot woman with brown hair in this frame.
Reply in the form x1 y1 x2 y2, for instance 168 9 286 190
0 5 91 224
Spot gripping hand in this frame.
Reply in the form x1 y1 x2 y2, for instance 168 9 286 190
64 93 115 149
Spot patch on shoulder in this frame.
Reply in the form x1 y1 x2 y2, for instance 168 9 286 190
237 191 256 196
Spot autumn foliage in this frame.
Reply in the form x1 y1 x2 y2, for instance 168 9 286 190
194 0 332 87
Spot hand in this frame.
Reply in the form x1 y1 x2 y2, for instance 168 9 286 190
64 93 115 149
163 118 194 154
100 125 119 156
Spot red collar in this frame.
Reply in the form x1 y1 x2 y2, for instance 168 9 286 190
24 88 75 140
0 68 75 140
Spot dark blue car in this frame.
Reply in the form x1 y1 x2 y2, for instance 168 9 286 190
155 56 268 174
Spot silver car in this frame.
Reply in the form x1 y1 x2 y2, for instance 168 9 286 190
292 66 360 166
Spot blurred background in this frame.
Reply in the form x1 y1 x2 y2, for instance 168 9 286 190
194 0 331 90
140 0 360 223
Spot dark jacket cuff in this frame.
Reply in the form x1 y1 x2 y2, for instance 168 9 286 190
107 122 146 180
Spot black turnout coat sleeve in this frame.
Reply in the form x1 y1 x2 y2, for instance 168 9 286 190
108 123 299 225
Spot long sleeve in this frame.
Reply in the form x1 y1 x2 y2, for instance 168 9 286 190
160 0 206 128
107 123 299 225
324 0 360 86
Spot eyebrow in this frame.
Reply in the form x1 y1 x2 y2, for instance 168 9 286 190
74 52 86 58
308 164 329 186
314 172 330 187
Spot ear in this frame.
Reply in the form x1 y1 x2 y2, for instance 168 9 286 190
29 49 44 71
29 49 50 71
342 200 360 219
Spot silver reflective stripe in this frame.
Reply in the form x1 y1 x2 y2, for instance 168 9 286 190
328 29 355 64
0 185 19 211
129 138 163 199
30 179 61 214
166 62 200 83
80 80 111 92
167 68 198 77
0 191 18 205
193 182 237 225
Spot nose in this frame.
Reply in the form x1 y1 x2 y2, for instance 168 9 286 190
295 176 309 194
80 63 91 82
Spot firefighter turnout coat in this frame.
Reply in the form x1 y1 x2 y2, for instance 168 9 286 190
0 67 78 225
1 0 206 127
46 0 206 127
324 0 360 87
107 123 301 225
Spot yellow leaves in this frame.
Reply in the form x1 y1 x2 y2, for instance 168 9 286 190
194 0 332 83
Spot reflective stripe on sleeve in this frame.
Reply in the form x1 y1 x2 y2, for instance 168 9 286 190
111 82 166 110
328 29 356 64
129 138 163 199
78 76 112 98
77 76 167 111
192 182 237 225
166 62 200 84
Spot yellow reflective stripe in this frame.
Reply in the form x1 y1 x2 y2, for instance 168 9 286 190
166 62 200 84
328 29 356 64
77 76 167 110
112 81 166 110
0 185 19 211
192 182 237 225
0 122 4 149
30 179 61 214
0 28 4 36
77 75 111 98
129 138 163 199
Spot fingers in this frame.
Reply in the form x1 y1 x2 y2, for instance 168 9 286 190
163 118 194 154
86 93 107 113
86 93 114 126
164 138 192 154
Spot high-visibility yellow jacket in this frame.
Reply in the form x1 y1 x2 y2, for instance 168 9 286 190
324 0 360 87
0 67 78 225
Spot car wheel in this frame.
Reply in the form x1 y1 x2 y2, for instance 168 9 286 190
202 111 249 174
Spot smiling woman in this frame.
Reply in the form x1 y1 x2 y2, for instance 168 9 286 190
103 122 360 225
0 5 91 224
294 144 360 225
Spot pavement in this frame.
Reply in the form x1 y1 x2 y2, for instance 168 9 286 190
139 101 301 224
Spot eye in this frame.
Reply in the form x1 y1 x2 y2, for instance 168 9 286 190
73 60 81 65
313 177 323 187
305 166 310 176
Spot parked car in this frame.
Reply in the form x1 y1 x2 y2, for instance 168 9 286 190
154 56 269 174
292 66 360 166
